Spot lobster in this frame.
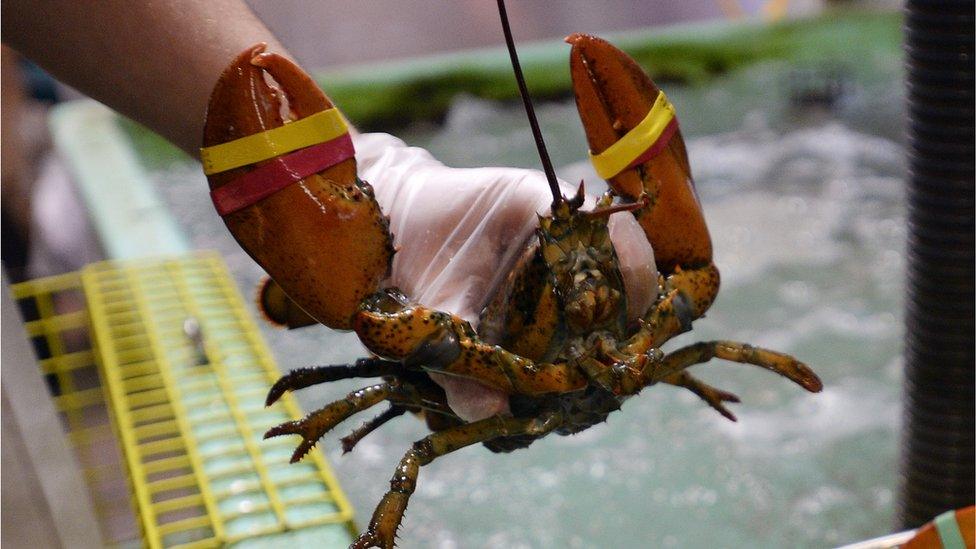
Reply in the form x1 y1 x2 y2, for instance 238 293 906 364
201 34 822 549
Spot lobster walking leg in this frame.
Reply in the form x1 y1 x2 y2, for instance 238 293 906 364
354 297 589 396
266 358 403 406
571 347 746 420
267 376 461 462
572 339 819 399
647 341 823 392
351 414 562 549
340 406 408 454
266 382 396 463
665 371 741 422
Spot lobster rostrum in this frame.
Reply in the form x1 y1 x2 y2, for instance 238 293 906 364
202 36 821 549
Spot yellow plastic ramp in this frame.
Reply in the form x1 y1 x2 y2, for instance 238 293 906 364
14 253 356 548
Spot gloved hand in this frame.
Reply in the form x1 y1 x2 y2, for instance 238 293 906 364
353 132 658 421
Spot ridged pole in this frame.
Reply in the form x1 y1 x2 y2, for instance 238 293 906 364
899 0 975 528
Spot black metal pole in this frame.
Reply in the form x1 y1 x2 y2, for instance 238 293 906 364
899 0 975 528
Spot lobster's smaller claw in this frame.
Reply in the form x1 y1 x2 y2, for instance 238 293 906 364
567 33 712 275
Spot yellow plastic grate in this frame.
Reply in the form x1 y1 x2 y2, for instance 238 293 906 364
13 253 356 548
12 270 140 546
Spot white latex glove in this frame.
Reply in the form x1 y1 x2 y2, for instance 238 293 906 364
354 132 657 421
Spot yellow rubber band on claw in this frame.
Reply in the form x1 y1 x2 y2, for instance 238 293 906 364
200 108 348 175
589 91 676 180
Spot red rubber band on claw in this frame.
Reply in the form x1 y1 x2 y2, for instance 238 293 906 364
210 133 355 216
623 117 679 172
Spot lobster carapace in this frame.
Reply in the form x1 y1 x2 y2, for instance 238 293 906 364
201 34 821 549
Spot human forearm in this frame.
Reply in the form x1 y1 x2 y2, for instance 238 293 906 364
1 0 289 155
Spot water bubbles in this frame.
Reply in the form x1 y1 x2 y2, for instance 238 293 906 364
354 439 387 465
883 355 904 383
425 478 446 498
468 486 490 504
873 487 893 508
779 280 816 307
532 468 560 489
434 532 459 549
713 378 899 448
794 486 852 517
589 461 606 479
783 196 810 215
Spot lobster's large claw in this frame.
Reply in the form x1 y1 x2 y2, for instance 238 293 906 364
567 34 712 275
203 44 393 330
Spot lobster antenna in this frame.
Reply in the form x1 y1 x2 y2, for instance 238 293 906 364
496 0 563 207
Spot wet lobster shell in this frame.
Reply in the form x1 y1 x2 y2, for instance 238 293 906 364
567 33 712 275
203 44 393 330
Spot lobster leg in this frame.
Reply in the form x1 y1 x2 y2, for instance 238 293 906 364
264 292 590 463
266 382 396 463
351 413 562 549
266 377 459 463
665 371 741 422
265 358 402 406
626 265 722 355
353 292 589 396
340 405 408 454
647 341 823 393
573 338 819 400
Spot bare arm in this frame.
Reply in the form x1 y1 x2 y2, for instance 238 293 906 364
1 0 289 155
